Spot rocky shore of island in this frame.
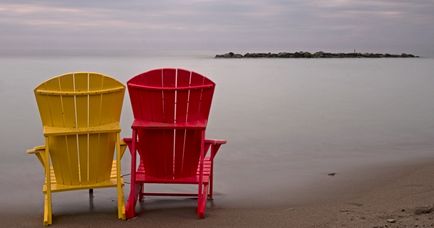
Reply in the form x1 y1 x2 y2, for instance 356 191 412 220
215 51 419 58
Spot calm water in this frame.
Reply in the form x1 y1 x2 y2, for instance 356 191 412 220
1 56 434 214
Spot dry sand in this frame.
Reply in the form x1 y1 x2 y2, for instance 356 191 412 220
3 160 434 227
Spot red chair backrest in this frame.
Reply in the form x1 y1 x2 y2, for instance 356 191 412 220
128 68 215 178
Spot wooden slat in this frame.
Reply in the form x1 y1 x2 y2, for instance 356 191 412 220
128 84 213 91
100 92 124 125
183 130 202 177
35 87 124 95
97 133 116 183
132 120 206 129
67 134 80 185
44 160 122 192
43 123 120 136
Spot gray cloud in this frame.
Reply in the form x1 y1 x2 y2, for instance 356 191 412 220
0 0 433 56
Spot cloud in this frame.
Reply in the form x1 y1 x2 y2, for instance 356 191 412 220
0 0 433 56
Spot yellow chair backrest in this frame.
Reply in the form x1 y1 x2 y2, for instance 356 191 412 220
34 72 125 185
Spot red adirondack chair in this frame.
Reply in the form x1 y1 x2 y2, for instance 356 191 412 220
124 68 226 219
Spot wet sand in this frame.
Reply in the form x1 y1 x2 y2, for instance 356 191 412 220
3 159 434 227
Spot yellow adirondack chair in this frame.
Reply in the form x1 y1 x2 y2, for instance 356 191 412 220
27 72 126 225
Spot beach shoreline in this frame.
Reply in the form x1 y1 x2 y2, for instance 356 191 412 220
3 158 434 227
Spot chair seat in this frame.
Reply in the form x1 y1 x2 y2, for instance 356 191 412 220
43 160 123 192
135 159 211 184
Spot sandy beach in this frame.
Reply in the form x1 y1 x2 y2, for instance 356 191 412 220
2 158 434 227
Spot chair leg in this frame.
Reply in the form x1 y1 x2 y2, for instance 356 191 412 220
43 192 52 226
43 139 53 226
115 133 126 220
126 183 140 219
117 184 126 220
126 130 139 219
208 174 213 200
197 183 208 219
139 184 144 201
89 189 94 194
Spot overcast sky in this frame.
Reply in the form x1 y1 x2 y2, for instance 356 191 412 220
0 0 433 56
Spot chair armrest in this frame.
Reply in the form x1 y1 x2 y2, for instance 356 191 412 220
26 145 47 167
205 139 227 145
123 137 135 155
120 139 127 159
205 139 226 160
26 145 46 154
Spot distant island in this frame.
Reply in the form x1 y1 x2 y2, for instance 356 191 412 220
215 51 419 58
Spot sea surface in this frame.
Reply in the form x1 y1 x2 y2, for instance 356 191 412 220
1 56 434 215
